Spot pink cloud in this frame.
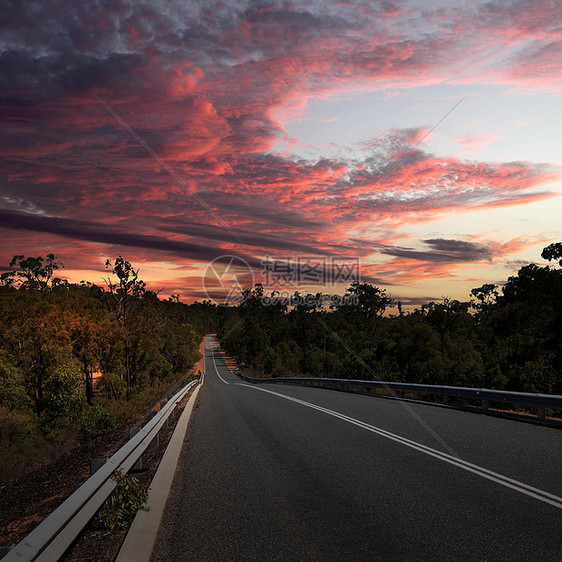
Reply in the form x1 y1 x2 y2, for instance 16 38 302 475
1 0 561 298
457 132 502 152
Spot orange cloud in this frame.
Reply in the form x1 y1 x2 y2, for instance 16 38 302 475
1 0 561 300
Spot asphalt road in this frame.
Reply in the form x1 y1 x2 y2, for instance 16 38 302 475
153 336 562 561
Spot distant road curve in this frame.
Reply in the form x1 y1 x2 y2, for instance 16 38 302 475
153 335 562 561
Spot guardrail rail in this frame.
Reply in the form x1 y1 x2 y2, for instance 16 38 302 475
236 373 562 428
2 378 200 562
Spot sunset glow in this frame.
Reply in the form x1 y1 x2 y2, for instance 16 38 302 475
1 0 561 304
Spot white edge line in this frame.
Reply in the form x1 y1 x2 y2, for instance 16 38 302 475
239 383 562 510
210 342 229 384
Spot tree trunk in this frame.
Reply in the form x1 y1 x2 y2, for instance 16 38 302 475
84 361 93 405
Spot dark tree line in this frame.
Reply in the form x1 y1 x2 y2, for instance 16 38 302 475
218 244 562 396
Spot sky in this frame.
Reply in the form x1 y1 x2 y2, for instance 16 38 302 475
1 0 561 305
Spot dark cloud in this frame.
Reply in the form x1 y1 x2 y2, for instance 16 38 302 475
161 219 328 254
0 209 260 267
380 238 493 263
504 259 532 269
393 295 443 307
193 189 327 232
425 238 493 259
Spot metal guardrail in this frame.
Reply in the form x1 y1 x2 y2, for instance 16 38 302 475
2 379 200 562
236 373 562 427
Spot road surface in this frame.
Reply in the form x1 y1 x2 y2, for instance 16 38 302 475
153 336 561 561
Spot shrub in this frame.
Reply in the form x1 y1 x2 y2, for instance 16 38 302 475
95 470 149 529
271 364 295 378
43 358 86 427
0 407 44 482
0 350 31 412
98 372 124 399
0 406 34 446
78 404 118 443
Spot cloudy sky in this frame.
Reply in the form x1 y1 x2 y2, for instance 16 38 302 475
1 0 561 304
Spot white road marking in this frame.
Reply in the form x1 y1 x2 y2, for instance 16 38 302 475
240 383 562 510
209 344 229 385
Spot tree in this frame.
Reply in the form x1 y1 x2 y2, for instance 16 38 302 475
0 254 63 292
470 283 498 311
340 282 394 319
0 257 208 481
289 291 322 374
105 257 146 323
240 283 265 309
70 312 100 405
105 257 148 395
541 242 562 267
501 264 560 305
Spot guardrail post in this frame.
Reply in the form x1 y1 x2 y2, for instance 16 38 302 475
166 409 174 428
481 399 488 410
129 427 144 471
443 395 449 404
90 458 107 476
537 406 546 419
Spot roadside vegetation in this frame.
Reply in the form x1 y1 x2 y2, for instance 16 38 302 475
0 256 214 482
